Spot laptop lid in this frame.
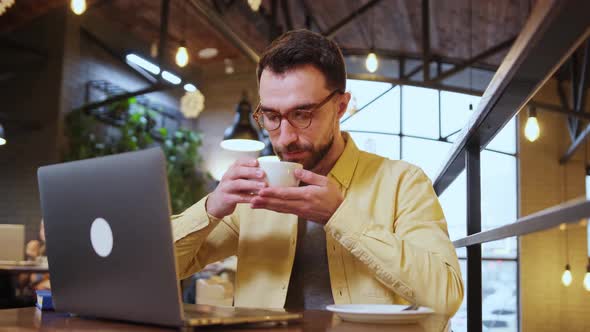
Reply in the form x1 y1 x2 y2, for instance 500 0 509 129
38 147 183 327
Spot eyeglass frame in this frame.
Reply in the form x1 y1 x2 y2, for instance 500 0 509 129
253 89 343 131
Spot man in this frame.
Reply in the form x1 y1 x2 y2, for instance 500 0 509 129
173 30 463 331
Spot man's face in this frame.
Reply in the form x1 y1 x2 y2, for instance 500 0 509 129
258 65 349 170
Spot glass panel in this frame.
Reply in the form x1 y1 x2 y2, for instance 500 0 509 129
341 86 400 134
402 86 440 139
347 132 400 160
440 90 481 138
441 67 495 92
345 79 392 113
400 136 452 180
486 116 517 154
439 170 467 258
481 151 518 258
451 259 517 332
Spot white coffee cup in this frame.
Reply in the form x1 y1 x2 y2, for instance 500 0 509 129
257 156 303 187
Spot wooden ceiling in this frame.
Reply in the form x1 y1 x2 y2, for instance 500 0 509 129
0 0 533 75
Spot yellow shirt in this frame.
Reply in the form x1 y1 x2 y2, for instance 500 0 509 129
172 133 463 331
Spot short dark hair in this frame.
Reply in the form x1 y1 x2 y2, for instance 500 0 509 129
257 29 346 92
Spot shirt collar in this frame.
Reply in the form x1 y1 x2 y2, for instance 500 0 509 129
328 132 360 189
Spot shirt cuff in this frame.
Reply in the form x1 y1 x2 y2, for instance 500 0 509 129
323 197 368 249
172 195 221 241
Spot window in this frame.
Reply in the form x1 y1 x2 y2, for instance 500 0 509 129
342 80 518 332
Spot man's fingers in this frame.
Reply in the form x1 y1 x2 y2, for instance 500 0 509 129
258 187 303 200
294 168 328 186
225 166 265 181
251 196 300 213
235 158 258 167
228 194 255 205
227 179 267 193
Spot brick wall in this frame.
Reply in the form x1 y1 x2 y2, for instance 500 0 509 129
520 78 590 332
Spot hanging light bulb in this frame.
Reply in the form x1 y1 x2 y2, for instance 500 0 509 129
365 52 378 73
224 58 235 75
175 41 189 68
70 0 87 15
561 264 572 287
247 0 262 11
524 105 540 142
150 41 158 58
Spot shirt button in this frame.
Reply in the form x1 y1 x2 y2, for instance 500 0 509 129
282 285 287 290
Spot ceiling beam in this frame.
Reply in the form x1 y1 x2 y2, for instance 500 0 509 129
299 0 321 33
431 37 516 83
557 78 577 140
340 47 499 72
529 101 590 120
80 28 156 84
157 0 170 77
401 64 424 80
433 0 590 194
574 41 589 113
560 123 590 163
323 0 382 39
561 41 590 164
347 73 484 96
0 36 47 58
569 49 581 135
422 0 430 81
188 0 260 63
281 0 294 31
76 84 176 113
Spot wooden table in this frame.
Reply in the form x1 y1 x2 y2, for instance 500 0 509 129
0 263 49 274
0 307 425 331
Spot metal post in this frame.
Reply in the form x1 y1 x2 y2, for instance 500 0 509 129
466 142 482 332
158 0 170 78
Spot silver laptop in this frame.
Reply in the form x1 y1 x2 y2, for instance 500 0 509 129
37 147 301 327
0 224 25 262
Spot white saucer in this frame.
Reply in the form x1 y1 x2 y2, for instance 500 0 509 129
326 304 434 324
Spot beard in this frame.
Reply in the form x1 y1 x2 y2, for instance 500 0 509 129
274 130 335 170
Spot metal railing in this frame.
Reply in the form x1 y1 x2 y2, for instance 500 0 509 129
431 1 590 332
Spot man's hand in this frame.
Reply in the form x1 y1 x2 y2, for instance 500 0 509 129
206 159 267 219
250 168 343 224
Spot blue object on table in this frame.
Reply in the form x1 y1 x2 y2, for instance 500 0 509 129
35 290 53 310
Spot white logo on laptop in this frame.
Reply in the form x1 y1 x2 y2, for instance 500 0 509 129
90 218 113 258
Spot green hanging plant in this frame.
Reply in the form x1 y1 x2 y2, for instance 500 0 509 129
63 98 211 214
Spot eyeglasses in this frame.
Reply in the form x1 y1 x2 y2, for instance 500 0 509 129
253 90 342 131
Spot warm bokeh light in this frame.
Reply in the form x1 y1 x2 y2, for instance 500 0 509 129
524 116 540 142
365 52 378 73
561 266 572 287
70 0 86 15
175 46 189 67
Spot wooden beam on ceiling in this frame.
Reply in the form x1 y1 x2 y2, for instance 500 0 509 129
323 0 382 39
188 0 260 63
422 0 430 81
431 37 517 83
